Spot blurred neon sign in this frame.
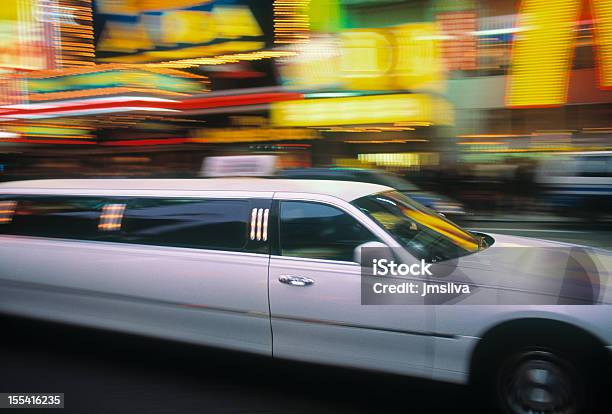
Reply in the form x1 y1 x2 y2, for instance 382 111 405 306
271 94 453 127
26 70 204 95
507 0 612 107
0 0 49 70
192 127 319 143
593 0 612 88
281 23 445 92
96 0 265 63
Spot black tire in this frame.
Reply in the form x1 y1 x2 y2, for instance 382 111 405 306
495 347 585 414
474 339 601 414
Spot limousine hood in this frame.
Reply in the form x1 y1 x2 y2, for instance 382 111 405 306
447 233 612 305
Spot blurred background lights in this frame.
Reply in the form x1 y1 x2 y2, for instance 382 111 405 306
0 0 610 222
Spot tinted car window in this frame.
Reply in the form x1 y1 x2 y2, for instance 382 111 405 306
122 198 249 251
352 191 480 262
279 201 377 262
0 196 110 240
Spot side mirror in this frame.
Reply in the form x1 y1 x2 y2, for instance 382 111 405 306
354 241 394 265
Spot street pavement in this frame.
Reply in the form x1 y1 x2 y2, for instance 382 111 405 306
0 316 469 414
1 222 611 414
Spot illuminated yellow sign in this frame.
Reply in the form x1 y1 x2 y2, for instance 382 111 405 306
97 0 210 15
357 153 440 168
0 0 47 70
97 1 264 63
192 128 320 143
507 0 612 107
271 94 453 127
282 23 446 92
593 0 612 88
340 30 394 90
390 23 446 92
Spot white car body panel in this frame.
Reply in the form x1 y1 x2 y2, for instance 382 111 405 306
269 255 431 376
0 236 271 355
268 191 431 375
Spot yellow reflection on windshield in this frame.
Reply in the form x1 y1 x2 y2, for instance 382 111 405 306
371 212 402 230
401 207 479 251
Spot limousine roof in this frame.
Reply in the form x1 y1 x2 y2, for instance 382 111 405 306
0 178 392 202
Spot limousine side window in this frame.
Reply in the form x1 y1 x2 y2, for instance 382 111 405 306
279 201 377 262
0 196 107 240
122 198 249 251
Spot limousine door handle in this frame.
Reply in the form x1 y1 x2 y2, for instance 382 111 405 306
278 275 314 287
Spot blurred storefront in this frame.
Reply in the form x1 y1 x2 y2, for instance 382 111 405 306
0 0 301 177
1 0 456 177
445 0 612 164
273 0 456 169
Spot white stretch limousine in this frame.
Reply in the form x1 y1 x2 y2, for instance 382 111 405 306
0 178 611 414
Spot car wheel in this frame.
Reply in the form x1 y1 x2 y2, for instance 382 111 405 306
495 348 585 414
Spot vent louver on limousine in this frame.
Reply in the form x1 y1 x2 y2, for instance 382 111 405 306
250 208 269 241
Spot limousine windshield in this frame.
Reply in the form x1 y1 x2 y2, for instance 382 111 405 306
352 191 482 262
